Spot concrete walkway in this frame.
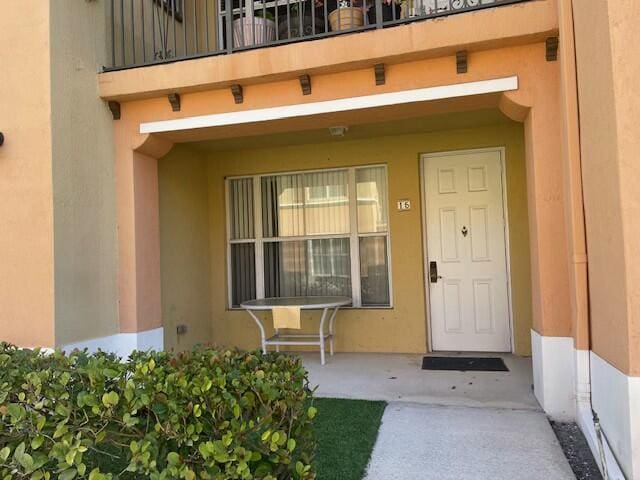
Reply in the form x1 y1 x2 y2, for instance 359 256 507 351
364 402 575 480
301 353 575 480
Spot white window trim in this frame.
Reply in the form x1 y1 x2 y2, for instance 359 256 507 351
225 164 393 310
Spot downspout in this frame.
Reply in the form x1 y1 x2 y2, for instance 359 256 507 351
563 1 610 477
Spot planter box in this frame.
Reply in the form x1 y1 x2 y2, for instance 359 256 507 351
233 16 276 47
328 7 364 31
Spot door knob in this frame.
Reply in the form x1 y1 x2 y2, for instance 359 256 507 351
429 261 442 283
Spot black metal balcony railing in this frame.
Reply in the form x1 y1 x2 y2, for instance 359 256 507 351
107 0 527 70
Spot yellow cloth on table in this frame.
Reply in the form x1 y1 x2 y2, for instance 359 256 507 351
272 306 301 329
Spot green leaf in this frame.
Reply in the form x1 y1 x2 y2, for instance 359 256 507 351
58 468 77 480
7 404 25 422
101 391 119 407
287 438 296 452
36 415 46 431
88 468 104 480
166 452 181 466
18 452 34 472
0 447 10 461
30 436 44 450
65 449 76 466
13 442 25 462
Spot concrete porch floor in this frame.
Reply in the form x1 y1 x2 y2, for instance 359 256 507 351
301 353 575 480
302 352 539 410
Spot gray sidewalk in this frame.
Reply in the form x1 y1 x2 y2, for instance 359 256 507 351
364 402 575 480
301 353 575 480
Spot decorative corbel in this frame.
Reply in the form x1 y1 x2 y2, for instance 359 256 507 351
168 93 181 111
374 64 385 85
299 74 312 95
546 37 559 61
231 84 243 104
108 101 121 120
456 51 468 74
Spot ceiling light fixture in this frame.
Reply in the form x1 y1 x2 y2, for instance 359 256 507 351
329 126 348 137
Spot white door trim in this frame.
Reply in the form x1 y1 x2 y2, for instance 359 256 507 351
140 76 519 134
420 146 514 352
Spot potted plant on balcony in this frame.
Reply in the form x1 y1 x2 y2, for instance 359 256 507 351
328 0 364 31
366 0 405 24
277 0 327 39
233 8 277 47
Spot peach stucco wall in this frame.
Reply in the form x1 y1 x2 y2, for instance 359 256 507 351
574 0 640 376
0 1 55 347
109 36 573 356
99 0 558 100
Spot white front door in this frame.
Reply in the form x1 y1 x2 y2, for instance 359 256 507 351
423 148 511 352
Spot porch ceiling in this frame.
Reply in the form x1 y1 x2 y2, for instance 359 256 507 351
186 108 515 153
148 88 511 147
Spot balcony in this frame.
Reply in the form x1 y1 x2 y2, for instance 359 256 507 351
106 0 529 71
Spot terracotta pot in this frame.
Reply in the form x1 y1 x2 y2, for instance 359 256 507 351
233 16 276 48
328 7 364 31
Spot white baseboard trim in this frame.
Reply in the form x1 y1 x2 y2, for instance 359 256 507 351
531 330 575 420
589 351 640 479
61 327 164 359
576 401 627 480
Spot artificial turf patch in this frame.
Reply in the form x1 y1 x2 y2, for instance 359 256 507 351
313 398 387 480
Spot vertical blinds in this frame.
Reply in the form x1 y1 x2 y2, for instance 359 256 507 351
228 166 390 308
229 178 254 240
261 170 349 237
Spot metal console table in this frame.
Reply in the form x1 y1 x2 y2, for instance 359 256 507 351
240 296 351 365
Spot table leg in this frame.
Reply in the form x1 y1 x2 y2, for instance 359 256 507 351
245 309 267 354
328 307 339 356
318 307 330 365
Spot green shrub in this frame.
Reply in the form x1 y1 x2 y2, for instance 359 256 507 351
0 343 316 480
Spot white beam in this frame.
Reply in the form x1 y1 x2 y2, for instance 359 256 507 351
140 76 518 134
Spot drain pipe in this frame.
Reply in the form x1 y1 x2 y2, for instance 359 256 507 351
592 411 609 480
562 0 613 477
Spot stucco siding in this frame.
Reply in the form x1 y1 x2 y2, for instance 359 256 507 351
50 1 119 346
158 147 212 351
574 0 640 376
0 1 55 347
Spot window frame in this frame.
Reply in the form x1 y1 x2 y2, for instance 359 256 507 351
225 164 393 309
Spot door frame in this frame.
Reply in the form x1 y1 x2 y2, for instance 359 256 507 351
419 146 515 353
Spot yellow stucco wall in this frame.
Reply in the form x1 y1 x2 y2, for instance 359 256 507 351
159 122 532 355
158 149 213 351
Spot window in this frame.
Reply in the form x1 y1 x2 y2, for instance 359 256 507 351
227 166 391 308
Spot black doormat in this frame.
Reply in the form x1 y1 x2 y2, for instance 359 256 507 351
421 356 509 372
